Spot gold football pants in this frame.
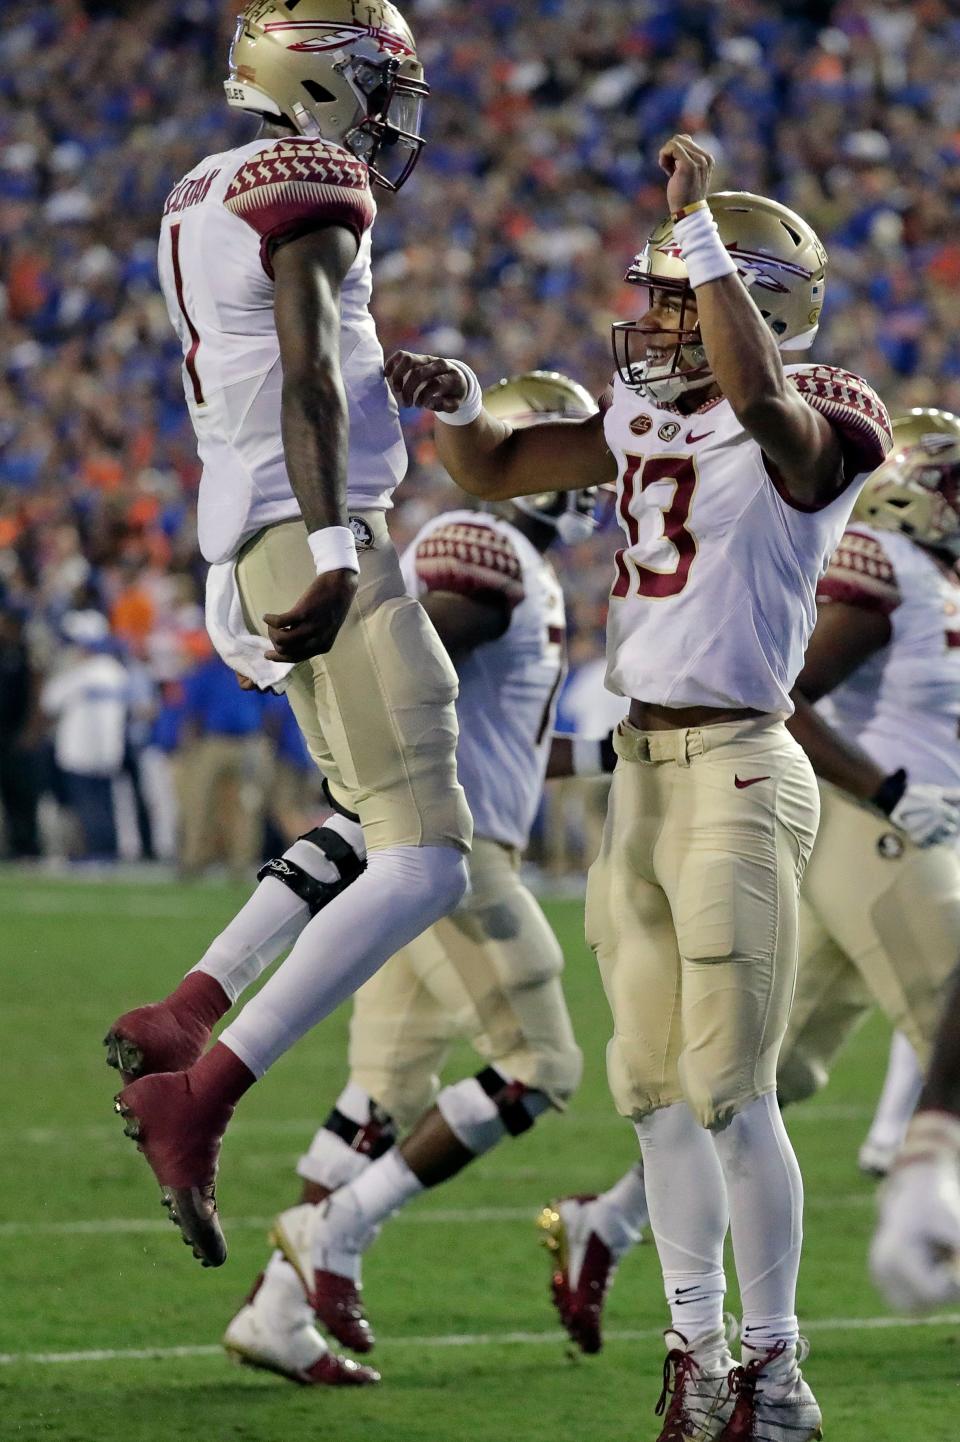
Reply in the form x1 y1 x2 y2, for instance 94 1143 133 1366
236 514 471 855
778 781 960 1105
586 716 820 1129
347 836 582 1127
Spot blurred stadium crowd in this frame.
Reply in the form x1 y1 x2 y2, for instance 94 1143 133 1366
1 0 959 864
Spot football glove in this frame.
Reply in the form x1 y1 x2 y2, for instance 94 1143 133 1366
872 769 960 847
890 784 960 847
870 1111 960 1313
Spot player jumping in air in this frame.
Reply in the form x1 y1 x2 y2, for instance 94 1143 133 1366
387 134 891 1441
222 372 624 1383
103 2 474 1313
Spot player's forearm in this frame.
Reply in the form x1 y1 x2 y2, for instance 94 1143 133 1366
919 968 960 1118
695 274 791 429
280 369 350 533
434 412 528 501
787 691 886 801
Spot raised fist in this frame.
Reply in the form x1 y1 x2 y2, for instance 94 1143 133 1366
658 133 715 214
385 351 469 413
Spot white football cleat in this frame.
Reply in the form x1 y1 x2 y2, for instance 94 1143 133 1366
223 1264 379 1386
858 1136 899 1179
653 1325 738 1441
718 1340 822 1440
271 1198 377 1352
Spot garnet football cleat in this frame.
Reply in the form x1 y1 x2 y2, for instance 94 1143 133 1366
114 1070 230 1268
104 975 228 1085
223 1299 380 1387
718 1341 823 1441
105 1004 207 1085
537 1196 617 1354
653 1328 736 1441
307 1268 375 1354
270 1201 376 1353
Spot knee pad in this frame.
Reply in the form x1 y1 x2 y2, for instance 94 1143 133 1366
437 1067 550 1156
257 823 366 915
776 1049 827 1109
297 1086 398 1189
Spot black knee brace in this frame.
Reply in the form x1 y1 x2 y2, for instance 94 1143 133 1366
323 1099 398 1159
256 824 365 915
476 1065 537 1137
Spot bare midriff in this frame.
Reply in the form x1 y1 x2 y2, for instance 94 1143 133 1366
627 699 765 731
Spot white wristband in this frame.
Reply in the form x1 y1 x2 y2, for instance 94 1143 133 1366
434 360 483 427
307 525 360 576
672 203 738 290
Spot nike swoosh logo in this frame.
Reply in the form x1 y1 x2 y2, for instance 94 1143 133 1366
734 775 770 789
685 429 713 444
674 1286 701 1295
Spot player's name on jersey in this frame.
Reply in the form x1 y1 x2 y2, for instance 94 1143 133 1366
164 167 222 217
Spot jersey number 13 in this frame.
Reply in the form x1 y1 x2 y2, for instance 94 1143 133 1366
612 453 700 600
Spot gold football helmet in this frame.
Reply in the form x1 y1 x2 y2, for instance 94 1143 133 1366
224 0 428 190
484 371 601 543
855 409 960 548
613 192 828 403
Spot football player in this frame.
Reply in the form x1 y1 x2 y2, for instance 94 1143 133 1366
103 1 473 1291
871 958 960 1310
387 133 892 1440
538 411 960 1358
221 371 614 1381
858 1030 924 1178
778 413 960 1167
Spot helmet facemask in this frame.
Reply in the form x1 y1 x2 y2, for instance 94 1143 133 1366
512 489 601 545
225 3 428 193
336 55 427 191
612 279 712 404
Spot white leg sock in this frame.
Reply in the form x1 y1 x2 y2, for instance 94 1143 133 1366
437 1070 551 1154
220 845 468 1076
313 1150 424 1277
864 1029 923 1154
711 1092 803 1357
588 1162 649 1257
634 1102 729 1339
192 814 366 1002
254 1249 326 1341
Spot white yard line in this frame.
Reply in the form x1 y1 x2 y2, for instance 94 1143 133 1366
3 1312 960 1368
0 1191 877 1241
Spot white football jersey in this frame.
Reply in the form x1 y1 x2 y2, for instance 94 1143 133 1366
401 510 566 851
158 137 406 565
602 364 892 717
816 526 960 787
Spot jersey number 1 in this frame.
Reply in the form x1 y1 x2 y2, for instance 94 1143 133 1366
170 224 204 406
612 453 699 599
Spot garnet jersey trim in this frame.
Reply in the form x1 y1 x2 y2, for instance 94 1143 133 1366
817 528 902 615
414 521 525 609
223 139 375 278
789 364 892 478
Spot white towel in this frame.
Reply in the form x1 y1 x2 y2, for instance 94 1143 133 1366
204 560 294 693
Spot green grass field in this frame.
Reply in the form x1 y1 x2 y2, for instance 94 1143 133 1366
1 871 957 1441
